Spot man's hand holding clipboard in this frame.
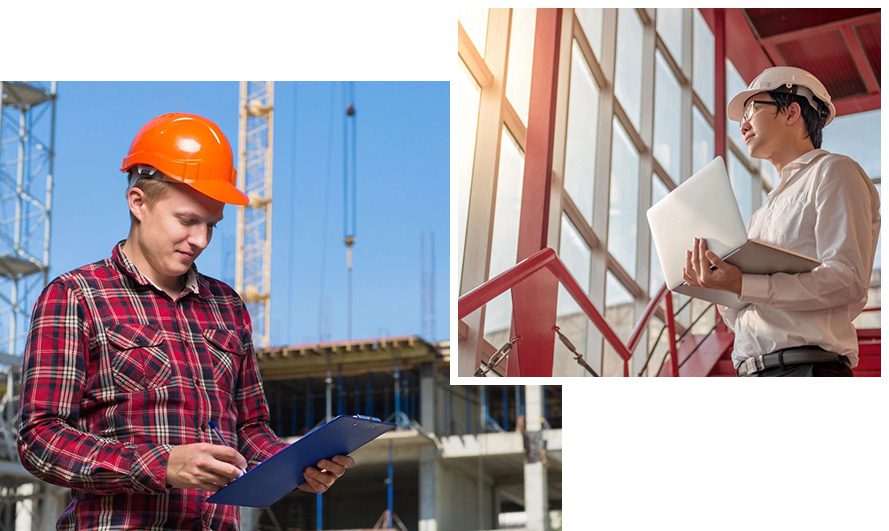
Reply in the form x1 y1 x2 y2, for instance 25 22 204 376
207 415 395 507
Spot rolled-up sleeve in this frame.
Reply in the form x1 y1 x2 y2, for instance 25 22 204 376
17 281 172 494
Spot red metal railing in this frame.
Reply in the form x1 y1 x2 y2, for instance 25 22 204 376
458 247 680 377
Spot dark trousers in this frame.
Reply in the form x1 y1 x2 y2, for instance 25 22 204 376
750 359 853 377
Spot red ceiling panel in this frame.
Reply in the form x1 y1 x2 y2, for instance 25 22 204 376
777 31 865 99
855 22 881 83
744 8 878 39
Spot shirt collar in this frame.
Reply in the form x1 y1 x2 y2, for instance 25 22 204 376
779 149 828 181
112 240 208 299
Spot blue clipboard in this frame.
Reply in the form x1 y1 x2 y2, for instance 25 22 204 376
207 415 395 507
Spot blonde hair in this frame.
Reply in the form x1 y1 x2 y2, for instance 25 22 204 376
128 176 171 224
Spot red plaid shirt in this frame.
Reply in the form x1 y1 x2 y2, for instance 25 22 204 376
17 241 288 530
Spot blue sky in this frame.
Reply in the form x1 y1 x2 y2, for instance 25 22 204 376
49 82 449 345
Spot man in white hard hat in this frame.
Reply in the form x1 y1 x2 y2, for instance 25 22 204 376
681 66 880 377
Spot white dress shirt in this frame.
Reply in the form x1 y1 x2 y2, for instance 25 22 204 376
718 149 880 368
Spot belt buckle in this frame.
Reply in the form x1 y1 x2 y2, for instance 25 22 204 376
743 356 763 376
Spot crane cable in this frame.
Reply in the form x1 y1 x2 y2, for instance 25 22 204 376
317 84 338 343
343 82 357 340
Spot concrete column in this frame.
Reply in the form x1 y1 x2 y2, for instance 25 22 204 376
419 364 436 433
523 385 549 531
240 507 262 530
418 446 438 531
16 482 68 531
39 485 67 531
15 482 33 531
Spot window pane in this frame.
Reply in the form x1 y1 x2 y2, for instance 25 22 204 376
726 59 752 160
821 109 880 178
614 9 644 131
693 9 714 113
458 9 489 57
649 175 669 297
603 272 634 376
656 8 684 66
727 150 753 223
482 290 513 358
555 214 592 376
483 130 525 344
489 130 524 279
557 214 592 318
654 50 681 181
674 292 692 328
576 8 604 60
692 105 713 175
564 41 600 226
690 299 716 333
506 8 537 125
609 119 640 276
457 60 482 289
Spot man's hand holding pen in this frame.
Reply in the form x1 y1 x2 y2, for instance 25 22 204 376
164 419 355 493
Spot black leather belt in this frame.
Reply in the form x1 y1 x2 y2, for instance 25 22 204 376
736 346 847 376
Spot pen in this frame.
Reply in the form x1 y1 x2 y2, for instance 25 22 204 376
208 420 229 447
208 420 245 478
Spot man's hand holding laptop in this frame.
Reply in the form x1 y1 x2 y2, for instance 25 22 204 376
682 237 743 296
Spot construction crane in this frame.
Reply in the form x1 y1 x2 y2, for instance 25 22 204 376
343 82 357 341
235 81 274 349
0 81 64 530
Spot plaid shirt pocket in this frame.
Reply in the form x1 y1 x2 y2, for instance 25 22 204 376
202 328 244 393
106 323 170 392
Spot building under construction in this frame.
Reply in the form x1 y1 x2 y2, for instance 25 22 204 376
0 81 561 530
244 338 562 530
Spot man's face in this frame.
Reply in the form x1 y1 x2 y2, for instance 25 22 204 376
135 182 224 280
739 91 781 159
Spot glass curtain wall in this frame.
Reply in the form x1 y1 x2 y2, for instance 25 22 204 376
458 8 881 375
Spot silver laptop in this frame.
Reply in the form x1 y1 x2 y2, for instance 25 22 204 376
646 157 820 309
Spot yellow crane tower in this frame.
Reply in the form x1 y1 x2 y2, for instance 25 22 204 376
235 81 273 348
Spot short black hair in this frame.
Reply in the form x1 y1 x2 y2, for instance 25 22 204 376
767 89 829 149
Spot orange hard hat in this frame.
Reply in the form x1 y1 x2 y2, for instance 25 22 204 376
120 113 249 206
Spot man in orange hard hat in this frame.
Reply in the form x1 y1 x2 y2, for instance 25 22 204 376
682 66 880 377
17 113 353 529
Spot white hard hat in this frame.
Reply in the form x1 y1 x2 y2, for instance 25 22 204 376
727 66 836 125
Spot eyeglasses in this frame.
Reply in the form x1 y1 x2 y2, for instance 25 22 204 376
742 100 779 123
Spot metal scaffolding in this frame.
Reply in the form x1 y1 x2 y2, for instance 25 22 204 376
0 81 58 530
236 81 274 349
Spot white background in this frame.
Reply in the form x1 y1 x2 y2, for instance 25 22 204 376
3 2 886 530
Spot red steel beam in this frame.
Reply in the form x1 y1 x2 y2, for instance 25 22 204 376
713 9 730 334
724 8 775 83
458 249 683 376
547 258 633 362
714 9 727 162
516 9 562 262
840 24 880 95
757 11 881 46
626 284 667 354
510 8 562 376
458 248 558 320
665 292 680 377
